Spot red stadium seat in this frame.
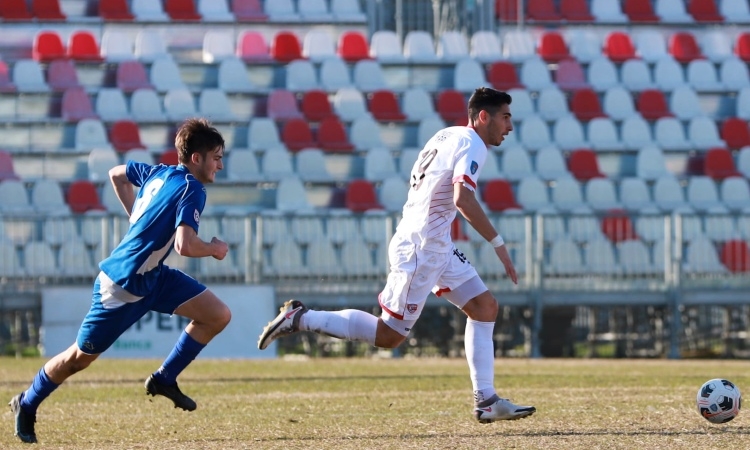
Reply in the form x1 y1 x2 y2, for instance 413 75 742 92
601 212 637 243
0 150 20 181
345 179 382 212
109 120 145 152
67 31 103 62
570 88 606 121
567 148 605 181
61 87 97 121
688 0 723 22
281 118 317 152
0 61 16 93
236 30 272 62
317 117 354 152
267 89 303 121
368 90 406 122
116 61 153 93
232 0 268 21
559 0 594 22
47 59 81 92
66 180 105 214
159 149 179 165
0 0 33 20
482 179 521 212
704 147 741 180
165 0 202 21
604 32 637 63
436 89 468 126
538 31 569 63
736 33 750 63
301 90 335 122
622 0 659 22
33 31 66 62
337 31 370 62
271 31 303 63
526 0 561 22
495 0 519 21
487 61 524 91
721 118 750 150
99 0 135 20
669 32 703 64
637 89 672 121
32 0 66 20
555 58 589 91
451 218 469 241
721 240 750 273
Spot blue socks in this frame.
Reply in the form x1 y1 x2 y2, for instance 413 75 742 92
21 367 60 414
152 331 205 386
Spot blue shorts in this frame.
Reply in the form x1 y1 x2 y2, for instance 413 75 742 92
76 268 206 354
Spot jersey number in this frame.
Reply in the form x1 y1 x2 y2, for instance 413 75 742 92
130 179 165 224
410 149 437 190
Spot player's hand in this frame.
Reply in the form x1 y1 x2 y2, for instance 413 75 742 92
211 237 229 260
494 245 518 285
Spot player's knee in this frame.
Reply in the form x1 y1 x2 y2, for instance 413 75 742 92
376 332 406 349
213 303 231 331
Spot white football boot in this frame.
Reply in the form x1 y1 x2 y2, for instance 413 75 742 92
257 299 307 350
473 395 536 423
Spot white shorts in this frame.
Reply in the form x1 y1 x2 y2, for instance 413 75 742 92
379 234 488 336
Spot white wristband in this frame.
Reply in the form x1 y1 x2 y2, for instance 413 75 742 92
489 235 504 247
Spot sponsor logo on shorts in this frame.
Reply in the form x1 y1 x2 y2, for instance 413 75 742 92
407 304 418 313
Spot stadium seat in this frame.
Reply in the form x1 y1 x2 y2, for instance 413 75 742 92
585 240 622 275
122 148 152 165
134 30 170 62
533 146 567 181
590 0 628 22
739 87 750 119
502 29 536 63
437 31 469 62
586 178 621 211
1 0 32 20
352 60 387 92
369 90 406 122
623 0 659 22
198 0 234 21
87 148 119 182
116 61 152 93
688 0 724 21
66 180 105 214
163 88 197 121
164 0 201 20
303 29 336 63
653 175 688 211
700 30 733 63
551 177 587 212
198 89 236 122
686 60 724 92
62 87 97 121
588 117 625 151
0 61 16 93
225 149 262 182
132 0 169 20
602 86 636 121
720 58 750 90
272 31 303 63
538 31 569 63
688 116 726 150
721 117 750 149
369 30 406 63
604 31 637 63
436 90 468 125
265 240 307 277
363 148 396 182
634 30 669 63
519 57 553 91
130 88 166 122
267 89 303 121
318 116 355 152
519 115 552 150
332 87 367 121
236 31 271 62
500 146 533 182
24 241 58 278
345 179 382 212
32 179 69 215
99 0 134 20
482 179 521 212
568 29 602 63
669 32 704 63
75 118 110 151
537 87 570 121
636 146 669 181
100 31 134 62
150 59 186 92
721 240 750 272
619 240 660 275
686 175 722 212
298 0 332 20
296 148 334 183
526 0 561 21
470 31 502 63
685 237 727 274
320 58 353 91
285 60 318 92
262 148 295 182
722 0 750 22
548 239 585 275
586 57 619 92
0 150 18 182
404 31 439 63
203 31 234 63
553 116 588 151
300 90 334 122
217 57 255 93
401 88 437 122
280 118 316 152
720 176 750 211
417 117 446 147
655 0 694 23
555 58 589 91
47 59 81 92
505 88 533 120
487 61 524 91
232 0 267 21
736 32 750 62
637 89 673 121
621 177 655 212
67 31 103 62
560 0 594 21
109 120 145 152
704 147 741 180
654 117 691 150
350 116 385 150
454 59 487 93
621 59 654 91
33 30 65 62
159 149 179 165
570 88 606 121
32 0 66 20
337 31 370 63
516 176 552 211
568 149 605 181
600 212 637 243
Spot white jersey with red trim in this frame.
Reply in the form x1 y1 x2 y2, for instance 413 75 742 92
396 126 487 253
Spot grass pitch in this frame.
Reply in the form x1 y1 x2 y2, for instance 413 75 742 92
1 357 749 449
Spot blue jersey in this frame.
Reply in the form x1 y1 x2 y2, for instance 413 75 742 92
99 161 206 297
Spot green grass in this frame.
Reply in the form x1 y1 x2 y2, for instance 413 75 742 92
1 357 749 449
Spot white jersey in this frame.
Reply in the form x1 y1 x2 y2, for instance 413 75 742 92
396 126 487 253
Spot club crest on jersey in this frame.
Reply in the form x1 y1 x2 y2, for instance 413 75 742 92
407 304 418 313
470 161 478 174
194 209 200 224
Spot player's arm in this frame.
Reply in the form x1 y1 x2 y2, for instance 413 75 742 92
109 164 136 217
454 183 518 284
174 223 228 260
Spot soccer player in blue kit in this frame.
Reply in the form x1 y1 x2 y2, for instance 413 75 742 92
9 118 232 444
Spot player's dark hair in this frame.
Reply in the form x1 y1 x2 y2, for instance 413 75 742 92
467 87 512 123
174 118 225 164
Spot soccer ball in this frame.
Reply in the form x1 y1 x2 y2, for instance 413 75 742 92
696 378 742 424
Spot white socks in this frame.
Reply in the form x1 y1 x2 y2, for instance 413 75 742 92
299 309 378 345
465 319 496 403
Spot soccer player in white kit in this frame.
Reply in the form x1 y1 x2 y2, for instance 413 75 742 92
258 87 535 423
